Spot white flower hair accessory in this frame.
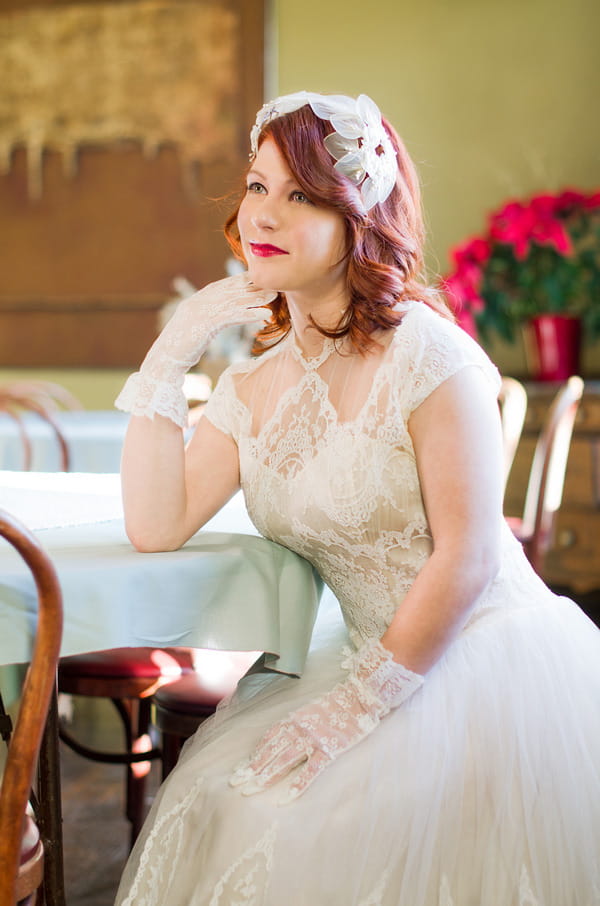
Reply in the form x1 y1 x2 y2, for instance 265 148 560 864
250 91 398 212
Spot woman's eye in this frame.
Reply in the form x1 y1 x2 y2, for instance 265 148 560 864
247 181 266 194
291 190 312 204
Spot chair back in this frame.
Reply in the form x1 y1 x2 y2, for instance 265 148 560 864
0 387 71 471
0 381 83 413
0 510 63 906
521 375 584 573
498 376 528 489
0 401 32 471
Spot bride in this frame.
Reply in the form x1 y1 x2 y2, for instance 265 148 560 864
114 91 600 905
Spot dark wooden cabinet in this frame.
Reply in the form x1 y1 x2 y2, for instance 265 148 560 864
503 381 600 593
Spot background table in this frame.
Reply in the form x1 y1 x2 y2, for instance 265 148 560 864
0 410 129 472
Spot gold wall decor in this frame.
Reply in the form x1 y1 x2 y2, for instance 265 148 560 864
0 0 239 198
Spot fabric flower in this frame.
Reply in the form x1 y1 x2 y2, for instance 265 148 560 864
322 94 397 210
250 92 397 211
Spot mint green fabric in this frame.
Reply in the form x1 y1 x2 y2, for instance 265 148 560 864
0 518 321 677
0 476 323 688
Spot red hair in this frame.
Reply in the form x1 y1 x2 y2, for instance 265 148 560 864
224 104 453 354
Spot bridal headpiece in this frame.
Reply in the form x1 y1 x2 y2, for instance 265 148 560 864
250 91 398 211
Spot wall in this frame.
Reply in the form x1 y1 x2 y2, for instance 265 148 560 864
2 0 598 405
275 0 600 374
0 0 264 402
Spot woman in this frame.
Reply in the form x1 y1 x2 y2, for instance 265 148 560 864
115 92 600 905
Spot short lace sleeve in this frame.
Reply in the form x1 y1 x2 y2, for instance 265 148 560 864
202 367 246 442
394 304 501 417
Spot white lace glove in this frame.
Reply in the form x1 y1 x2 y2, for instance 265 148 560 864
115 274 276 427
229 638 424 803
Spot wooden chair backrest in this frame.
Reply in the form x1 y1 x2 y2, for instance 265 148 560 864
0 510 63 906
498 376 528 489
0 381 83 413
0 400 33 471
0 388 71 471
521 375 584 573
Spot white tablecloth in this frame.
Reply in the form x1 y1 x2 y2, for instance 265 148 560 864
0 473 322 683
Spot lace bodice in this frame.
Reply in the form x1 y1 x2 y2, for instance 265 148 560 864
204 302 504 646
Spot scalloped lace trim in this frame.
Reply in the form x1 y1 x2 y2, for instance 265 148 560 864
115 371 188 428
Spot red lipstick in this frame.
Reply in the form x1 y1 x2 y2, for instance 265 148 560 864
250 242 289 257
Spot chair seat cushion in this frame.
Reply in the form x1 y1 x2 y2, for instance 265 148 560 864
59 647 196 680
20 814 41 865
153 651 259 716
16 814 44 903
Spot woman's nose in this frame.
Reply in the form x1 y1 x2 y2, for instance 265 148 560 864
251 198 280 231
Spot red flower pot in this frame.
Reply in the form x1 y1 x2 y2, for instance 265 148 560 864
526 314 582 381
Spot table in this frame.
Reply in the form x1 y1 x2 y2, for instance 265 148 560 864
0 471 323 905
0 410 129 472
0 471 321 675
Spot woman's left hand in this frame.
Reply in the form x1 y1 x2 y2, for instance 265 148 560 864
229 639 423 803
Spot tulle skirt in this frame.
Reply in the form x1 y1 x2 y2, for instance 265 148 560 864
115 591 600 906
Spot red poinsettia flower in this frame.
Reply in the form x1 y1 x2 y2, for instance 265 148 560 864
554 189 587 212
440 188 600 344
583 191 600 210
490 196 572 259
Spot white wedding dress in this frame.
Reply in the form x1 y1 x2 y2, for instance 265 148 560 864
115 302 600 906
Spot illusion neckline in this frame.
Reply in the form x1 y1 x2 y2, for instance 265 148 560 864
288 331 340 370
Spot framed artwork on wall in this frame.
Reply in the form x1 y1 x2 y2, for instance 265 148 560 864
0 0 265 366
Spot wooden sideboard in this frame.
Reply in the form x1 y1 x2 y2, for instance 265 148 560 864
503 380 600 594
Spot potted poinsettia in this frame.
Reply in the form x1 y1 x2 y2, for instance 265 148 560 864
442 189 600 380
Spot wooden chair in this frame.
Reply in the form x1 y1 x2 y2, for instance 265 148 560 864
0 388 71 471
57 647 196 848
498 376 528 490
506 375 584 575
0 509 63 906
0 399 33 471
151 650 260 779
0 381 177 846
54 395 211 846
0 381 83 414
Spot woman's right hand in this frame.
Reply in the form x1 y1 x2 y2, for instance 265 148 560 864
146 273 276 369
116 274 276 427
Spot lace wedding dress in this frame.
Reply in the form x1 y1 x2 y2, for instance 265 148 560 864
115 303 600 906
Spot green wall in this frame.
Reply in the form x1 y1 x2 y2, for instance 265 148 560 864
275 0 600 372
2 0 598 404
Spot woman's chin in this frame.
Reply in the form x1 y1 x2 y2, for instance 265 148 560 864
247 270 280 295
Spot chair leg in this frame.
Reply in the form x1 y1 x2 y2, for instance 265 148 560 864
161 732 185 781
113 698 155 846
58 695 159 850
38 686 66 906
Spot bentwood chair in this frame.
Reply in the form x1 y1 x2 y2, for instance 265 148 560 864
0 509 63 906
0 400 32 471
498 376 528 490
506 375 584 575
0 381 83 415
55 392 210 848
0 387 72 471
151 650 260 778
57 647 196 847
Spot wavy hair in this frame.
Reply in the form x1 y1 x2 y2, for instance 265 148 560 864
224 104 453 354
